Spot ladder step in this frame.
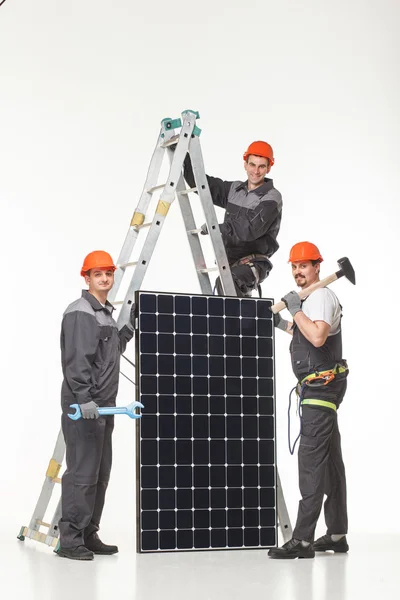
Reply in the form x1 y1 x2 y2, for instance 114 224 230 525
137 222 152 229
178 187 197 195
161 134 180 148
117 261 138 269
198 267 219 274
146 183 166 193
20 526 59 547
147 185 197 196
37 520 51 528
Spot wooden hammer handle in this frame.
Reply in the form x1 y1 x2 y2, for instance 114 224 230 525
270 272 340 314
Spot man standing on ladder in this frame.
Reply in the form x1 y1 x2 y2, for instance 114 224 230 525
269 241 349 559
57 250 134 561
182 141 282 297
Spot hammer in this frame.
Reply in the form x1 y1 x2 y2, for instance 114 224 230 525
271 257 356 314
68 401 144 421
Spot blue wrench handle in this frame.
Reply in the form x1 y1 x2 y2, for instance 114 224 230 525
68 401 144 421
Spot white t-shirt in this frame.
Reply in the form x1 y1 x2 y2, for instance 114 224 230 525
301 287 342 335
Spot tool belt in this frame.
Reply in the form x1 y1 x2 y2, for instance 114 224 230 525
231 254 272 286
288 361 349 453
298 361 349 412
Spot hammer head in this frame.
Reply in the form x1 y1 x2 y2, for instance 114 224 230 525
337 257 356 285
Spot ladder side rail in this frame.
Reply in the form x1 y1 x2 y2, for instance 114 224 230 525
166 141 213 295
188 136 237 296
175 174 213 296
27 429 65 531
276 470 293 543
116 114 196 327
27 478 60 533
47 497 62 540
109 127 176 303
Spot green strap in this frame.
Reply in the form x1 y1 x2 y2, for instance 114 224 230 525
301 399 337 411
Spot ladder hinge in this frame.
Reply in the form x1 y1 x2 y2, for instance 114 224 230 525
182 109 200 119
161 117 182 132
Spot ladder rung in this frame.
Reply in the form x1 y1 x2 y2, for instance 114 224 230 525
137 222 152 229
187 228 201 235
198 267 219 273
117 261 138 269
37 520 51 528
161 134 180 148
178 187 197 195
21 527 59 547
146 183 166 193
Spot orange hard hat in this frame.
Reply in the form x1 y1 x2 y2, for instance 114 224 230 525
288 242 324 263
80 250 117 277
243 141 274 166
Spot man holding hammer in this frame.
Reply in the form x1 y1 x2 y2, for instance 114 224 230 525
269 241 349 559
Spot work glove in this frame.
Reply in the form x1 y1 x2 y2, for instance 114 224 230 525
200 223 208 235
273 312 289 331
281 291 302 317
80 401 99 420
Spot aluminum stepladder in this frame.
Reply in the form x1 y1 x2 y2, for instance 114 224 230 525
17 110 292 549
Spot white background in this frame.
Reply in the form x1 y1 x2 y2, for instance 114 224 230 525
0 0 399 547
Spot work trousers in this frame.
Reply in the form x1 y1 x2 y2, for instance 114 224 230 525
58 413 114 548
292 380 348 543
215 259 272 297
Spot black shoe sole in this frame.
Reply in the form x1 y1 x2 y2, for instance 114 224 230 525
314 547 349 553
57 552 94 561
57 552 94 560
268 553 315 559
89 550 119 555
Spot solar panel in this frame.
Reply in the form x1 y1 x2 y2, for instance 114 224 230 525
136 292 276 552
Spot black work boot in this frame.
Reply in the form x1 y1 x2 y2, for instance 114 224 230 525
313 534 349 553
57 545 94 561
268 538 315 559
84 532 119 555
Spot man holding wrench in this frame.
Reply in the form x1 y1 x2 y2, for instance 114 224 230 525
58 250 134 560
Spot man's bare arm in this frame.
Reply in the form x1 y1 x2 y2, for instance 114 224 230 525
292 312 330 347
